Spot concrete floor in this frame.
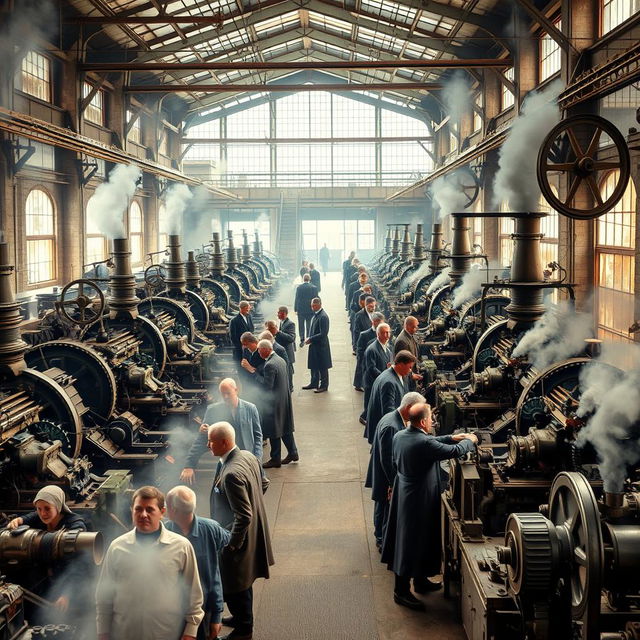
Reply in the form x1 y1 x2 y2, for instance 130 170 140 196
192 272 465 640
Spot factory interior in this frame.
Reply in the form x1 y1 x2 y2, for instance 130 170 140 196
1 0 640 639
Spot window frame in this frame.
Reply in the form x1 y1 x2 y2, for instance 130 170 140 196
601 0 640 36
83 82 105 126
501 67 515 112
25 187 57 286
129 200 144 267
20 51 52 103
539 18 562 83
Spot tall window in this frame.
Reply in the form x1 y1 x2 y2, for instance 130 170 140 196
129 201 144 266
473 93 483 132
602 0 640 35
85 196 107 266
25 188 56 284
20 51 51 102
540 19 562 82
158 204 168 250
127 110 141 144
302 219 375 263
83 82 104 126
158 132 168 157
499 201 515 267
227 218 271 251
501 67 515 111
449 123 458 154
596 171 636 342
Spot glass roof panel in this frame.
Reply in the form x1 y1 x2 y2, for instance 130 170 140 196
359 0 417 25
357 26 404 55
308 12 353 37
254 10 300 37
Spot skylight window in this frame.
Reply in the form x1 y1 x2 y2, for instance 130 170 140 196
254 11 299 37
308 12 352 36
360 0 417 25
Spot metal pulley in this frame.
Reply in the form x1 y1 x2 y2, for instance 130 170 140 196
537 114 631 219
56 279 106 328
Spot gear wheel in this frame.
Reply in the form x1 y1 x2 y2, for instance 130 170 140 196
501 512 556 595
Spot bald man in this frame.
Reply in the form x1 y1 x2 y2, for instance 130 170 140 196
180 378 263 486
394 316 419 359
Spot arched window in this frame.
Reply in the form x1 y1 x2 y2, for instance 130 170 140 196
25 188 56 284
596 171 636 343
158 204 168 250
85 195 107 266
129 201 144 266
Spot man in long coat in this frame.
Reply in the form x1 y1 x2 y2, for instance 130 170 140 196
362 322 393 424
365 392 424 550
180 377 263 485
351 295 376 350
208 423 273 639
365 350 416 444
294 274 318 347
381 403 477 611
255 340 298 468
303 297 332 393
308 262 321 292
353 312 384 391
394 315 419 358
229 301 254 361
341 251 355 290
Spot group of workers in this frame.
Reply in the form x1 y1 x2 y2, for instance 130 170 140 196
342 253 478 611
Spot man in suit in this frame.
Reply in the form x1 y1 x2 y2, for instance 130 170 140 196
269 308 296 391
381 403 477 611
365 350 416 444
342 251 356 290
294 274 318 347
229 301 254 361
308 262 321 292
180 377 263 486
238 332 263 403
251 340 298 469
361 322 393 425
365 392 424 551
354 312 385 392
346 269 368 313
394 315 419 358
303 297 332 393
258 330 292 392
352 295 377 351
208 422 274 639
319 244 330 275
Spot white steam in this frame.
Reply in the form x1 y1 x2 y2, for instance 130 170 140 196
164 183 193 235
87 164 141 239
511 301 594 369
401 260 432 291
492 80 564 211
431 174 469 221
451 264 483 308
426 267 451 294
576 345 640 492
442 71 472 125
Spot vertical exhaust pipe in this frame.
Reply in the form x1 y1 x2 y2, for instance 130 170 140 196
412 223 425 263
165 235 187 294
0 242 28 376
399 224 412 262
210 232 226 274
226 231 238 268
108 238 140 320
185 251 201 289
427 223 445 274
448 215 472 287
391 227 400 256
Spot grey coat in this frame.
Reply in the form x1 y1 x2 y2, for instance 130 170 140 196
363 340 393 389
364 409 405 501
381 427 475 578
256 352 294 439
275 317 296 364
394 328 418 359
365 368 407 444
210 447 274 593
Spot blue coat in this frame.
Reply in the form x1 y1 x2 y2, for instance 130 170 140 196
363 340 393 390
351 308 372 348
365 409 405 501
381 427 475 577
365 368 407 444
229 313 254 360
294 282 318 315
309 268 321 292
307 308 332 370
184 399 263 467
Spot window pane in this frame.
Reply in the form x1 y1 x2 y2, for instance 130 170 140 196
21 51 51 102
540 19 562 81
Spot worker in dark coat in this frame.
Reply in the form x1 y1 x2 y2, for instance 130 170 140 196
274 307 296 365
294 274 318 347
258 329 292 393
361 322 393 424
346 268 367 311
382 403 477 611
353 312 385 391
303 297 332 393
308 262 321 292
351 295 376 350
319 244 330 275
365 392 424 550
208 423 274 638
342 252 356 290
229 301 254 361
254 340 298 468
365 351 416 444
238 332 263 404
394 316 419 358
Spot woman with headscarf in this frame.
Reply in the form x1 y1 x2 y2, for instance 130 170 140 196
7 485 89 615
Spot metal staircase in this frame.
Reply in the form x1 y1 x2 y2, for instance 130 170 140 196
276 192 300 276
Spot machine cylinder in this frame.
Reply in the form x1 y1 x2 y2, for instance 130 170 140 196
399 225 412 262
252 230 261 258
384 227 392 252
449 215 472 287
428 223 445 273
0 242 28 376
242 230 252 261
185 251 201 288
391 227 400 256
108 238 139 319
412 223 425 263
226 231 238 267
210 232 226 273
165 235 187 294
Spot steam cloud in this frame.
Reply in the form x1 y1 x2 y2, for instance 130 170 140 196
511 301 594 369
164 183 194 236
492 80 564 211
451 264 483 308
576 344 640 492
426 267 451 294
87 164 141 239
400 260 432 292
431 174 469 221
442 71 472 125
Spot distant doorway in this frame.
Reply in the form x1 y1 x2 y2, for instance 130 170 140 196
301 219 375 270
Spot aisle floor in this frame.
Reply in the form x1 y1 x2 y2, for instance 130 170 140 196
192 272 464 640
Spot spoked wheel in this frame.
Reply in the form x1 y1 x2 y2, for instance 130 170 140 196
144 264 167 292
57 279 105 327
537 115 630 219
445 167 481 209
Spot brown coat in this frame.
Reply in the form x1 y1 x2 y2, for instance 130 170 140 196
394 328 418 359
210 448 274 593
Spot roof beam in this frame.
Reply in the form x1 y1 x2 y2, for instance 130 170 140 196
183 136 432 143
66 15 224 24
126 82 443 92
512 0 578 54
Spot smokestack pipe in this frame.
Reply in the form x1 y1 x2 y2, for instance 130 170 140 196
427 223 445 274
210 232 226 273
399 225 412 262
448 215 472 287
252 230 261 258
242 230 251 261
585 338 603 358
226 231 238 268
384 227 392 252
391 227 400 256
108 238 140 320
412 223 425 263
185 251 201 289
0 242 28 376
165 235 187 294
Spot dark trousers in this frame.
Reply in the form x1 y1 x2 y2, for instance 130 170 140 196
298 314 313 341
395 574 411 596
197 610 211 640
373 499 389 546
270 431 298 460
362 383 372 420
310 368 329 389
224 586 253 634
